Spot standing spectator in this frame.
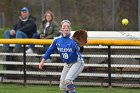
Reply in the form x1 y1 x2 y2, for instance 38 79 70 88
26 10 60 54
3 7 37 52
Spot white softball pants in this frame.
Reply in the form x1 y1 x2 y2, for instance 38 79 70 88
59 57 84 90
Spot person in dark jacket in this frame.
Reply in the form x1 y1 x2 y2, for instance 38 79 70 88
26 10 60 54
3 7 37 52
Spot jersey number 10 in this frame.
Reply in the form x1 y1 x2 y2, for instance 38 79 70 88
62 53 68 59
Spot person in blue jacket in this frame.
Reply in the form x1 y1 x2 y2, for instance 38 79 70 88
39 20 88 93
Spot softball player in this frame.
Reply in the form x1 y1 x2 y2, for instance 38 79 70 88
39 20 87 93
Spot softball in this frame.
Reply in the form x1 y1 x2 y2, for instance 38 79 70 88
122 19 129 26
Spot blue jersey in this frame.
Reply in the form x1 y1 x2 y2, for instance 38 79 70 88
43 34 82 64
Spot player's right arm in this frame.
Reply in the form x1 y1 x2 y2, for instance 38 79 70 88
43 39 57 60
39 39 57 70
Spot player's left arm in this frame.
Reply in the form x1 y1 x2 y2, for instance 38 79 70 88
72 29 88 52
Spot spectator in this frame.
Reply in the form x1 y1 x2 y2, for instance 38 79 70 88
3 7 37 53
26 10 60 54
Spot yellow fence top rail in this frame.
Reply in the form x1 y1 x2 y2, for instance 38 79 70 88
0 39 140 46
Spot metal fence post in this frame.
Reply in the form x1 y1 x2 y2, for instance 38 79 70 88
108 45 112 88
23 45 26 86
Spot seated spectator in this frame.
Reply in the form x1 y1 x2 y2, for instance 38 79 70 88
26 10 60 54
3 7 37 53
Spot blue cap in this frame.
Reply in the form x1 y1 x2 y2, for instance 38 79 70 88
21 7 29 11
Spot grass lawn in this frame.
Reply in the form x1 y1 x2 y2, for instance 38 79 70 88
0 28 5 38
0 28 10 38
0 84 139 93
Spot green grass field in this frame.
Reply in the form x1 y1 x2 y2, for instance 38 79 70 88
0 84 139 93
0 28 5 38
0 28 10 38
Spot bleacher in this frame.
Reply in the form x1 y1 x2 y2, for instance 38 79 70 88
0 31 140 87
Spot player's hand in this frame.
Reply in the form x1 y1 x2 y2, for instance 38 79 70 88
39 61 44 70
39 59 45 70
